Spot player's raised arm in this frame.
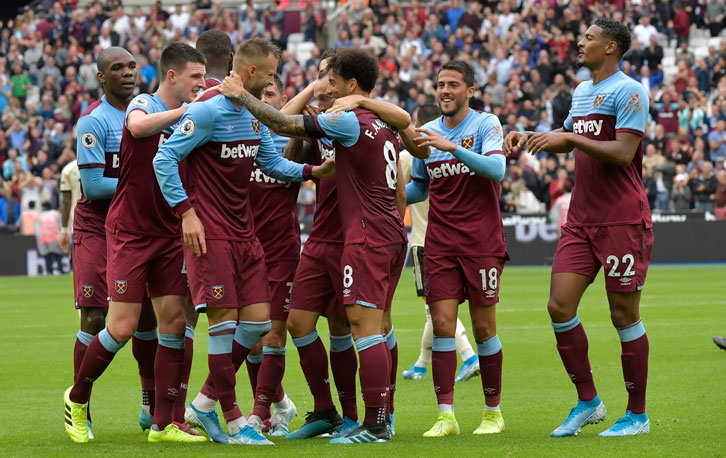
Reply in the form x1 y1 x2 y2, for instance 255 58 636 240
330 95 430 159
218 72 311 138
125 94 187 139
279 80 315 116
76 115 117 200
255 125 334 181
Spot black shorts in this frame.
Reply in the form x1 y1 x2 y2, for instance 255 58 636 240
412 245 425 297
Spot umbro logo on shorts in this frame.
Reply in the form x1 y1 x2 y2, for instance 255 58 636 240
212 285 224 299
115 280 127 295
82 285 94 298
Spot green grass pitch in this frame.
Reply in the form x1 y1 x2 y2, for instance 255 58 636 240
1 265 724 457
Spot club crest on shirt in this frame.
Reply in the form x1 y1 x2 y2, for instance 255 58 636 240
82 285 94 298
461 135 474 149
212 285 224 299
81 132 97 149
115 280 127 295
624 92 643 114
594 94 606 107
180 118 196 135
252 119 260 134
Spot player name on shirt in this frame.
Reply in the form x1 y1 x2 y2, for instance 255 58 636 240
313 107 406 247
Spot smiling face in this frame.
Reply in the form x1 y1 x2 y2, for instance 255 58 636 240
247 53 279 99
435 68 474 117
172 61 206 103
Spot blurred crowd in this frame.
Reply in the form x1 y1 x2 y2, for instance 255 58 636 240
1 0 726 237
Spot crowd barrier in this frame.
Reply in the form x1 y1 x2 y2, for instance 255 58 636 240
1 212 724 276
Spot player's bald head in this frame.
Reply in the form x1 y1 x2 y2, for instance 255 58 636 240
97 46 134 74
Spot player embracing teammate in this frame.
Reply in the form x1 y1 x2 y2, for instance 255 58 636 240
223 46 426 443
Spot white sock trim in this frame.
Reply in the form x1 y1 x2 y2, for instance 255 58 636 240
192 392 217 413
438 404 454 413
228 416 248 434
485 404 501 412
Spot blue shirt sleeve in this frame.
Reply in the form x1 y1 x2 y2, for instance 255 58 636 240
76 115 107 166
615 81 649 135
315 111 360 147
255 124 306 181
411 156 428 182
153 102 214 209
79 167 117 200
478 114 505 154
405 180 429 205
449 115 506 182
124 94 155 128
563 111 573 132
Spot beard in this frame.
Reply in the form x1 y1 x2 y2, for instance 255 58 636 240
439 98 466 117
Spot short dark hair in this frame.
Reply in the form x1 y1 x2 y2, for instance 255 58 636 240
438 59 476 87
160 42 206 80
234 38 282 68
318 49 336 77
270 73 284 95
327 48 378 93
416 103 442 126
196 29 233 63
594 17 631 59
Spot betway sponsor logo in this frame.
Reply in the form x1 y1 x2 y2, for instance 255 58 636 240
427 161 475 179
221 142 259 159
249 168 292 188
158 133 169 148
572 119 603 136
317 140 334 160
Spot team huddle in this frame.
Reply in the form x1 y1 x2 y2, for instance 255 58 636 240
64 17 653 446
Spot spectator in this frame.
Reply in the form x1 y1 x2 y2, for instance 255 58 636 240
715 170 726 208
633 15 658 47
2 148 28 180
704 0 726 37
692 161 718 211
34 200 64 275
709 119 726 162
671 174 692 211
549 167 571 210
672 3 690 48
10 62 31 106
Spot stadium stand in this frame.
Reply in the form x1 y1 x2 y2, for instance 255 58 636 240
0 0 725 234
